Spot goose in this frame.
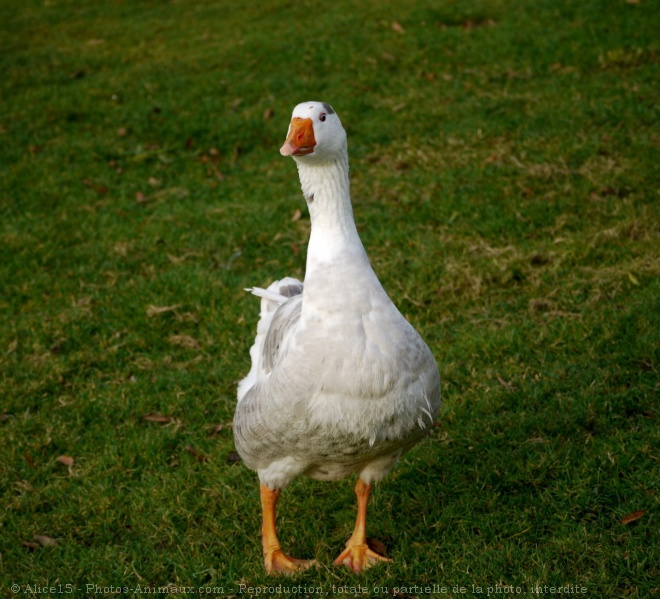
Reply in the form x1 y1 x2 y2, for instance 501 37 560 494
233 101 441 574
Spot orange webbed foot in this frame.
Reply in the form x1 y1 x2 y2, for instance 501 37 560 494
265 549 316 575
333 542 392 573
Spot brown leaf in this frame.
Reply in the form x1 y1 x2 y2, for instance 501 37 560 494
24 451 36 468
56 455 74 467
148 177 160 188
263 107 275 120
497 375 517 391
209 423 231 437
34 535 57 547
619 510 645 525
82 179 109 195
391 21 405 33
22 541 40 550
117 127 128 137
146 304 181 318
366 537 388 556
135 191 148 204
185 445 208 463
168 334 200 350
226 451 241 464
291 209 302 222
143 412 174 423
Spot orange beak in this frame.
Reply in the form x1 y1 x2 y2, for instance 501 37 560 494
280 117 316 157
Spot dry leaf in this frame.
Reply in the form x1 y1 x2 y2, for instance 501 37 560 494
185 445 208 463
22 541 40 550
56 455 74 467
291 209 302 222
168 334 200 350
34 535 57 547
143 412 174 423
366 537 388 556
117 127 128 137
148 177 160 188
146 304 181 318
82 179 109 195
263 107 275 120
619 510 645 525
135 191 148 204
209 423 231 437
226 451 241 464
391 21 405 33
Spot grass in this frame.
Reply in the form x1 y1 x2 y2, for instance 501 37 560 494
0 0 658 596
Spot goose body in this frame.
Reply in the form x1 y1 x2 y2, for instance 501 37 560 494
234 102 441 573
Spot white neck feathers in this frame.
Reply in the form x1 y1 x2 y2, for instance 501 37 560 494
296 154 367 270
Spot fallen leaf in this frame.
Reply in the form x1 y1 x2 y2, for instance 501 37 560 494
82 178 109 195
148 177 160 188
22 541 40 550
209 423 231 437
391 21 405 33
226 451 241 464
263 107 275 120
135 191 148 204
619 510 645 525
291 209 302 222
56 455 74 467
117 127 128 137
168 334 200 350
185 445 208 463
366 537 388 556
34 535 57 547
497 375 517 391
628 272 640 286
146 304 181 318
143 412 174 423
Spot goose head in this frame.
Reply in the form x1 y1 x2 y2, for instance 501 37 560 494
280 101 347 163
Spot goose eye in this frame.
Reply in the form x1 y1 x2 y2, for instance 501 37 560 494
319 113 326 122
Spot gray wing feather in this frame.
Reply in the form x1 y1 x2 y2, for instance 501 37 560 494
262 294 303 374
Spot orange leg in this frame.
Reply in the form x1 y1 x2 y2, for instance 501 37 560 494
260 484 316 575
334 478 393 573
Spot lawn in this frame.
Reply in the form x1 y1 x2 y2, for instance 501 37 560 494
0 0 658 597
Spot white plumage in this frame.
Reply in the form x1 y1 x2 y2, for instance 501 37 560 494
234 101 441 574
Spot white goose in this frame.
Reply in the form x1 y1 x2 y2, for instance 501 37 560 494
234 101 441 574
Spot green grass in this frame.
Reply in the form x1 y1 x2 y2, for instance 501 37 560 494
1 0 658 596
